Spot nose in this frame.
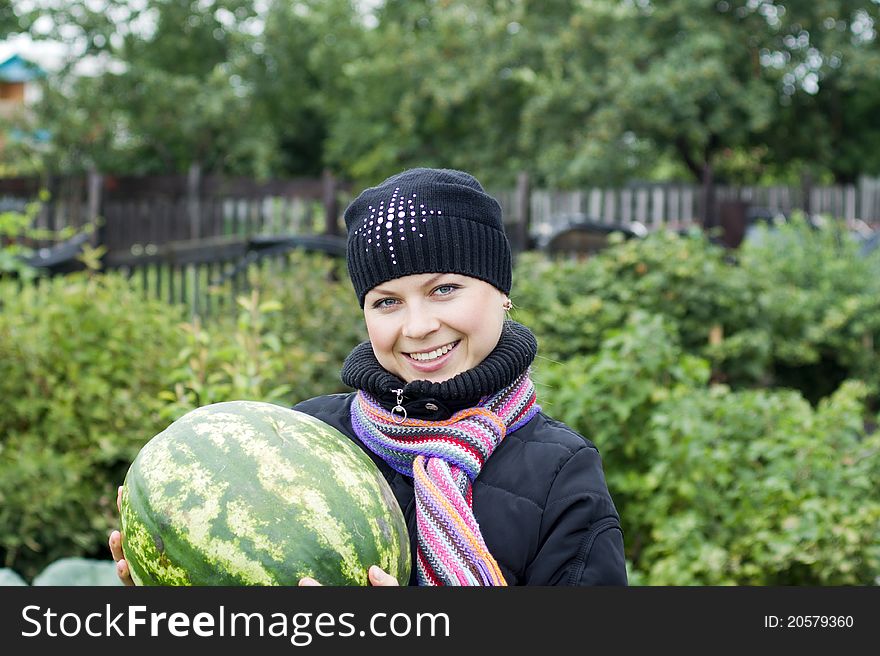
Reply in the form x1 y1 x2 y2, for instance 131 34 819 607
401 306 441 340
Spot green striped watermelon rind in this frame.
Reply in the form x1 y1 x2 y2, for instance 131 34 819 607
120 401 410 586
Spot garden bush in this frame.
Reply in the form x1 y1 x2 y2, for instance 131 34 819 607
0 273 189 581
637 380 880 585
514 219 880 406
536 314 880 584
533 310 710 523
736 214 880 404
512 229 771 387
0 252 367 581
159 250 366 419
4 225 879 586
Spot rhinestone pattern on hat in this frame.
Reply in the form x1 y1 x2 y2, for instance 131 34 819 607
351 187 442 266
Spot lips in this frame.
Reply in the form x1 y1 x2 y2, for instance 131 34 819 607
404 340 461 375
405 340 460 362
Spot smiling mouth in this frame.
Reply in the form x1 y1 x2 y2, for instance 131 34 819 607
405 340 460 362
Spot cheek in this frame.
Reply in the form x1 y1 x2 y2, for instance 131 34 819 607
365 318 393 351
364 317 404 374
462 312 505 361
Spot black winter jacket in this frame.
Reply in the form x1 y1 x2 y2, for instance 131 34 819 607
293 391 628 586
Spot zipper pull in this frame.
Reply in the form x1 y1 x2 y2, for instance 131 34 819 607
391 388 407 424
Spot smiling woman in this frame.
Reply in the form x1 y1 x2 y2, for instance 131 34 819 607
363 272 506 383
110 167 628 587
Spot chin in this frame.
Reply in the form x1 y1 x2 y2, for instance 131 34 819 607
399 366 457 385
416 366 467 384
421 374 453 384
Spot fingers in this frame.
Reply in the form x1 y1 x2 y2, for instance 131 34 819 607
299 567 398 586
116 558 134 586
368 566 399 587
117 485 123 514
108 530 124 562
108 530 134 586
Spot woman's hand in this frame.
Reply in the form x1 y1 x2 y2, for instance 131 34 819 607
299 566 399 587
109 485 135 586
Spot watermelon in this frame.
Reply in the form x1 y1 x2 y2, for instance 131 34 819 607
120 400 410 586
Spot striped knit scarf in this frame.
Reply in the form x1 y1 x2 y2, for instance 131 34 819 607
350 371 540 586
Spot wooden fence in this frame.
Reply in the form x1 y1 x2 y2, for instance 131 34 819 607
0 169 349 250
492 175 880 248
3 170 880 316
0 170 354 316
5 170 880 252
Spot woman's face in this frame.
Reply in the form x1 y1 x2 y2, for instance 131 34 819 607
363 273 508 383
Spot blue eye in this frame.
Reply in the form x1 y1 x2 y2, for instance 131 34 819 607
372 298 398 309
434 284 459 296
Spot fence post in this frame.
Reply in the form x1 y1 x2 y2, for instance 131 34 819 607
36 173 55 239
801 170 813 217
87 169 103 227
87 168 105 267
514 171 531 252
187 162 202 240
700 163 717 231
322 169 340 236
719 199 748 248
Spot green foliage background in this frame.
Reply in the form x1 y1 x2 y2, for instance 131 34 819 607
512 219 880 584
3 0 879 585
1 222 879 584
0 274 189 581
0 252 363 582
6 0 880 186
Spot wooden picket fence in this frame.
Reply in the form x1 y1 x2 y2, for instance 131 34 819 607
3 170 879 316
492 176 880 247
4 171 880 252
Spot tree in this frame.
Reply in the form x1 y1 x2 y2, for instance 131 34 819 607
12 0 880 186
244 0 360 176
0 0 19 37
20 0 277 176
757 0 880 182
517 1 782 191
318 0 537 187
518 0 880 189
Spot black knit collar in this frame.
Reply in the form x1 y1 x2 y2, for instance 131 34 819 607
340 320 538 413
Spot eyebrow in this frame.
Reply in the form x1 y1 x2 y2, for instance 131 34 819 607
368 274 453 297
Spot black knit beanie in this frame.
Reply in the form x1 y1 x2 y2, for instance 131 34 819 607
344 168 512 307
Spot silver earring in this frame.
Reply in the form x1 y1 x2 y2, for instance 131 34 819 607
502 299 512 311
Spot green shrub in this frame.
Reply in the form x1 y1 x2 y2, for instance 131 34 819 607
0 252 367 581
5 231 877 586
737 214 880 403
0 273 189 581
513 230 770 387
534 310 710 571
638 380 880 585
515 220 880 406
159 250 366 419
536 311 879 584
230 250 366 405
535 310 708 480
0 192 49 281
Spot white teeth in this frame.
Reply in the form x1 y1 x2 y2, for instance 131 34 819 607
409 341 457 362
